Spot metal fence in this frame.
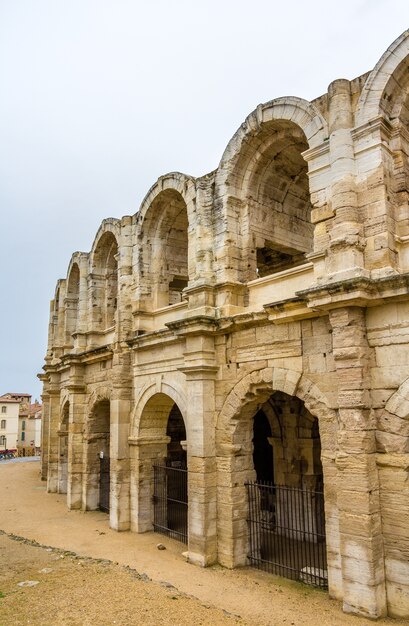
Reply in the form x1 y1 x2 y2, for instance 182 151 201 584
153 464 188 544
99 456 110 513
245 481 327 588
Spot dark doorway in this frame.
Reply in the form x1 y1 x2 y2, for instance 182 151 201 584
253 410 274 484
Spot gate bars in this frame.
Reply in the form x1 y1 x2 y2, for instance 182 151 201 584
245 481 328 588
153 464 188 544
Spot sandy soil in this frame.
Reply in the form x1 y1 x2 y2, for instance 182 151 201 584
0 460 405 626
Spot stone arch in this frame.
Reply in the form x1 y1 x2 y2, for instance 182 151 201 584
89 221 120 331
136 173 196 309
216 367 336 453
356 30 409 126
137 172 196 228
214 98 328 283
87 387 112 416
131 379 187 440
376 376 409 454
215 366 338 571
129 380 188 536
218 97 328 186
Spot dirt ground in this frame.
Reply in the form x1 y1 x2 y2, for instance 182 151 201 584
0 461 405 626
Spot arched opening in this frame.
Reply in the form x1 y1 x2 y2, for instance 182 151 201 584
65 263 80 346
248 392 326 586
133 393 188 543
229 120 313 282
92 232 118 330
85 399 110 512
58 402 69 494
140 190 189 308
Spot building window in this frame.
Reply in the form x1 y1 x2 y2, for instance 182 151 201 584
21 432 25 442
0 420 5 429
1 406 6 414
0 435 6 447
22 420 26 430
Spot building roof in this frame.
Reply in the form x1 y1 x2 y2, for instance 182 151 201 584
29 403 42 418
0 393 32 398
0 398 20 404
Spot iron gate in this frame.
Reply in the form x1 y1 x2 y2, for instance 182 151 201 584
246 482 327 588
99 456 110 513
153 464 188 544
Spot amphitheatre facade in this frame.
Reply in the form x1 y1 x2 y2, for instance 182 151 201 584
41 32 409 619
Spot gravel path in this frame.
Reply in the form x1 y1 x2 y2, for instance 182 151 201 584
0 461 404 625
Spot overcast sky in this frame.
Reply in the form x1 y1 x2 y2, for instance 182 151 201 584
1 0 408 400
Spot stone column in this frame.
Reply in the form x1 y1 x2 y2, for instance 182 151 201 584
67 388 87 510
182 362 218 566
129 436 169 533
327 80 365 281
330 306 386 618
74 253 89 350
40 388 50 481
57 428 68 494
216 437 255 568
46 386 61 493
352 117 397 276
108 345 132 530
109 394 131 531
88 273 105 334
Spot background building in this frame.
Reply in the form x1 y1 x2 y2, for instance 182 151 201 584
0 393 42 456
0 396 19 452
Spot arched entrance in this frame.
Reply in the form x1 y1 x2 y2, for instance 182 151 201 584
153 403 188 543
84 399 110 512
131 392 188 544
247 392 327 586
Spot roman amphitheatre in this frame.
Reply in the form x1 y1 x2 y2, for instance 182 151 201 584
40 30 409 620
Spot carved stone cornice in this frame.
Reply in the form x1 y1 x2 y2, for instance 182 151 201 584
297 273 409 310
166 315 218 336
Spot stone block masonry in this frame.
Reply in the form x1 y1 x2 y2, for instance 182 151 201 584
40 31 409 619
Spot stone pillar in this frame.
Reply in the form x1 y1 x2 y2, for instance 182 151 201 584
330 307 386 618
57 428 68 494
67 389 87 510
74 253 89 350
109 395 131 530
352 117 397 276
40 389 50 481
327 80 365 281
129 436 169 533
216 441 254 568
192 175 217 284
46 387 61 493
376 453 409 618
88 273 105 333
182 363 218 566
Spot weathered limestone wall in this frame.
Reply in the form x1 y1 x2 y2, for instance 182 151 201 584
39 31 409 620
